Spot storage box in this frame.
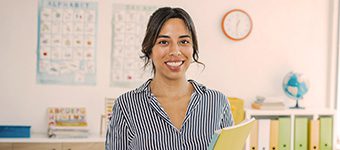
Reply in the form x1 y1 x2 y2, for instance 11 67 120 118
0 125 31 138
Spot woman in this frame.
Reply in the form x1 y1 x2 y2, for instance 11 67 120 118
106 7 233 150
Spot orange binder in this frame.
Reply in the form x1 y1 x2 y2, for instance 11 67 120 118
308 119 319 150
270 120 279 150
249 120 258 150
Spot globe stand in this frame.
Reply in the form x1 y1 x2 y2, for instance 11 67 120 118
289 98 304 109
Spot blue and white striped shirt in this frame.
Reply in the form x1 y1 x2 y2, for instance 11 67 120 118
106 79 234 150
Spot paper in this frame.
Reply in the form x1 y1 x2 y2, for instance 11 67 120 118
208 118 256 150
110 4 156 87
37 0 98 85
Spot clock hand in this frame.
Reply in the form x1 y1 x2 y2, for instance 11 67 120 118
236 20 240 35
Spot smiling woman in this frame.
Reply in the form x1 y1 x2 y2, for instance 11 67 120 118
150 18 193 81
105 7 234 150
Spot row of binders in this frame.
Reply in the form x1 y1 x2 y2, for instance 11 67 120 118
249 117 333 150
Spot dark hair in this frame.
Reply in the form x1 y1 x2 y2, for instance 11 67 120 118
140 7 204 73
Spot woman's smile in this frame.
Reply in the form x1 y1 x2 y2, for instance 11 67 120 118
165 60 184 71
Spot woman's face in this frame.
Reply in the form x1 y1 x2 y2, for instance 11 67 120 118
151 18 193 80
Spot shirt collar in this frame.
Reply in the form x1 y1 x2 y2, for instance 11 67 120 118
133 78 153 94
132 78 206 95
188 79 206 95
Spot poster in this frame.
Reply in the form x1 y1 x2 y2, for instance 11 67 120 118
111 4 155 87
37 0 98 85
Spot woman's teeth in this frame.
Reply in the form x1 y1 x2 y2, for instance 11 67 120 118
166 61 182 67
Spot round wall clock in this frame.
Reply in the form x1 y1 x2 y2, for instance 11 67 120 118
221 9 253 41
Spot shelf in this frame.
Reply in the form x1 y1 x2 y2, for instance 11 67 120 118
0 133 105 143
245 108 336 150
245 108 336 116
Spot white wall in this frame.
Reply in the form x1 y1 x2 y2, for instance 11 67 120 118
0 0 337 134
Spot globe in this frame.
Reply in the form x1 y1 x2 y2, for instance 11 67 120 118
282 72 309 109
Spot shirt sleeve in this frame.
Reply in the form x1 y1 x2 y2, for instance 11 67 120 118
105 100 130 150
220 97 234 128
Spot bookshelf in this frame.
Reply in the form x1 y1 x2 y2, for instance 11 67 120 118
245 109 337 150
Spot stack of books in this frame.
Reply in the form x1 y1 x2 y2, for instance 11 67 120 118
251 96 286 110
47 107 89 138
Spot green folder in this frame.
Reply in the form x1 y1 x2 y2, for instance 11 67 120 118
320 117 333 150
278 117 291 150
294 117 308 150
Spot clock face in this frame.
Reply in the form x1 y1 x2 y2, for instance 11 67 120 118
222 9 252 41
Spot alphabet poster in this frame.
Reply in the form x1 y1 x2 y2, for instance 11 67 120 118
37 0 98 85
111 4 155 87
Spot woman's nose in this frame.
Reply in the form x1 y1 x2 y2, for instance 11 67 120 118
169 43 182 56
169 51 182 56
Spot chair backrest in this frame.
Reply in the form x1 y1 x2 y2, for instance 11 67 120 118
228 97 245 125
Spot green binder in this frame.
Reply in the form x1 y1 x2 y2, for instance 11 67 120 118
294 117 308 150
278 117 291 150
320 117 333 150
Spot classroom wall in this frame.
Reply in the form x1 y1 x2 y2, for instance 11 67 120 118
0 0 337 134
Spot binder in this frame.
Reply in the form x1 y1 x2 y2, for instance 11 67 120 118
308 119 320 150
208 118 256 150
269 120 279 150
249 120 258 150
257 119 270 150
294 117 308 150
278 117 291 150
320 117 333 150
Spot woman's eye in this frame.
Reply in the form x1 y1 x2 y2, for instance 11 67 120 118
180 40 190 45
158 41 168 45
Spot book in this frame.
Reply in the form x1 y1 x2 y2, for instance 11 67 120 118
251 96 286 110
249 120 258 150
47 107 87 127
269 120 279 150
208 118 256 150
278 117 291 150
294 117 308 150
308 119 320 150
251 102 285 110
320 117 333 150
258 119 270 150
47 107 89 138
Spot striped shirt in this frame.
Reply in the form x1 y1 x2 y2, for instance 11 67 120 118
106 79 234 150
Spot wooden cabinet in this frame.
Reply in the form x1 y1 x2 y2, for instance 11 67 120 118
0 143 12 150
62 142 104 150
12 143 62 150
0 134 105 150
0 142 104 150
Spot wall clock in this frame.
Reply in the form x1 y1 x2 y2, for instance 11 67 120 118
221 9 253 41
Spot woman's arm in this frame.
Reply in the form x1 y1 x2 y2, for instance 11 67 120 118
105 101 130 150
220 97 234 128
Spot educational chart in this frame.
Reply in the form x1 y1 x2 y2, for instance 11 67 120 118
111 4 156 87
37 0 98 85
